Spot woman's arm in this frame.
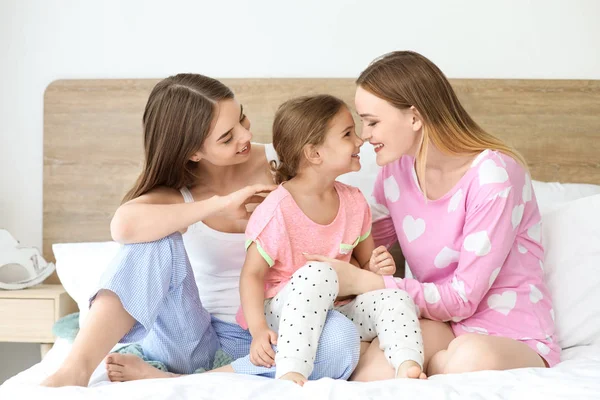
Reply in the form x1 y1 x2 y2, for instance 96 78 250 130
386 176 529 322
111 184 275 244
240 243 270 336
303 254 386 297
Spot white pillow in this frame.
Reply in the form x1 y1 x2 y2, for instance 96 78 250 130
53 241 121 328
533 181 600 215
542 194 600 351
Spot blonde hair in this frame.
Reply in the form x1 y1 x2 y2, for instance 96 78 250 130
271 95 346 184
357 51 526 198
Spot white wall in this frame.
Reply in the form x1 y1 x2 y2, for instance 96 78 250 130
1 0 599 383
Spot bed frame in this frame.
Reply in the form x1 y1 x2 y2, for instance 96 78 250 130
43 78 600 282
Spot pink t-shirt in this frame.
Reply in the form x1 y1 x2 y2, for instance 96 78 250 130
372 150 560 366
236 181 372 328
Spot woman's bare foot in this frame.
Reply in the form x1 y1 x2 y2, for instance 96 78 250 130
41 365 91 387
396 360 427 379
279 372 307 386
106 353 178 382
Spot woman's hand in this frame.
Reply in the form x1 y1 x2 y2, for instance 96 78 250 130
369 246 396 276
217 184 276 220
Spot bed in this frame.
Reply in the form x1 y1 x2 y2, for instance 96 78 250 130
1 78 600 399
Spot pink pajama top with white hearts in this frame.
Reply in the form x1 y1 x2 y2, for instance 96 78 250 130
372 150 560 366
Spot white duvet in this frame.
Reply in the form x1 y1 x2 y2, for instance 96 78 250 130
2 339 600 400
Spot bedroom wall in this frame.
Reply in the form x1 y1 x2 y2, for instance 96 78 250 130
1 0 599 383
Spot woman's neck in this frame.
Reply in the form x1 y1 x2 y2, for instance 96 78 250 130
423 142 474 174
196 158 251 193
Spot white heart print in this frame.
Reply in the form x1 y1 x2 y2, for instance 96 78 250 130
461 325 489 335
384 176 400 202
451 276 468 302
403 215 426 243
529 284 543 304
523 173 532 203
487 291 517 316
512 205 524 230
434 246 460 269
448 189 463 213
527 222 542 242
470 149 490 167
424 283 441 304
536 341 551 356
463 231 492 256
495 186 512 199
489 267 501 288
478 159 509 186
518 244 528 254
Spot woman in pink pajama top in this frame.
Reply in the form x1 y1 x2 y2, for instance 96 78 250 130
349 51 558 380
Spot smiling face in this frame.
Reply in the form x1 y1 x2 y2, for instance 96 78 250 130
354 86 422 166
316 107 364 176
192 98 253 166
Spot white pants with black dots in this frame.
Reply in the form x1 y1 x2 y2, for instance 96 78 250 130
263 262 424 379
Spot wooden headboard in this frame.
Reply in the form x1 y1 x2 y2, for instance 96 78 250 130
43 78 600 266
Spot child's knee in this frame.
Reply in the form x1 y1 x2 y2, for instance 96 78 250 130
291 262 339 295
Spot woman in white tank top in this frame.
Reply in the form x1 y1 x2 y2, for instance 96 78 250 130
43 74 361 387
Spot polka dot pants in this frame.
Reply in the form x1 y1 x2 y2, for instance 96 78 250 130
336 289 424 373
263 262 423 378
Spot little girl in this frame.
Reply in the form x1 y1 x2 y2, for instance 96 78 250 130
235 95 425 385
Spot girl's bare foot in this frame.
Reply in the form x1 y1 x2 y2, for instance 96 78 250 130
396 360 427 379
279 371 307 386
106 353 177 382
41 366 91 387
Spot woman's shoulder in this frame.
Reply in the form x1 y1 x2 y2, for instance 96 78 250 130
464 149 530 205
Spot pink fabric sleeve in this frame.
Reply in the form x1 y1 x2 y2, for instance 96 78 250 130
245 203 284 267
371 169 398 249
393 181 526 322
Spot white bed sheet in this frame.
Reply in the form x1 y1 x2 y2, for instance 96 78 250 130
2 338 600 400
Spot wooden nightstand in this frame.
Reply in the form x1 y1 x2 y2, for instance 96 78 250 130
0 284 77 358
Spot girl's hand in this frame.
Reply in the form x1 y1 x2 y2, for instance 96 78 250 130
249 327 278 367
369 245 396 276
217 184 277 220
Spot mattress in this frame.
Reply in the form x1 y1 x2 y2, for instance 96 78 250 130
2 338 600 399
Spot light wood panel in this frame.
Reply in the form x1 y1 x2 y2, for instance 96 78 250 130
43 78 600 263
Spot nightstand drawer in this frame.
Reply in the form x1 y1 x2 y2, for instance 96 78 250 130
0 299 55 342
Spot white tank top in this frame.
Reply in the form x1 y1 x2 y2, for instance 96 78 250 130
180 143 279 323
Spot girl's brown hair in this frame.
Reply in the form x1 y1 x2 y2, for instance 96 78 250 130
271 94 346 184
123 73 233 203
357 51 526 198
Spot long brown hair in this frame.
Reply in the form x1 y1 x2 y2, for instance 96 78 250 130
123 73 233 203
357 51 526 198
271 95 346 184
